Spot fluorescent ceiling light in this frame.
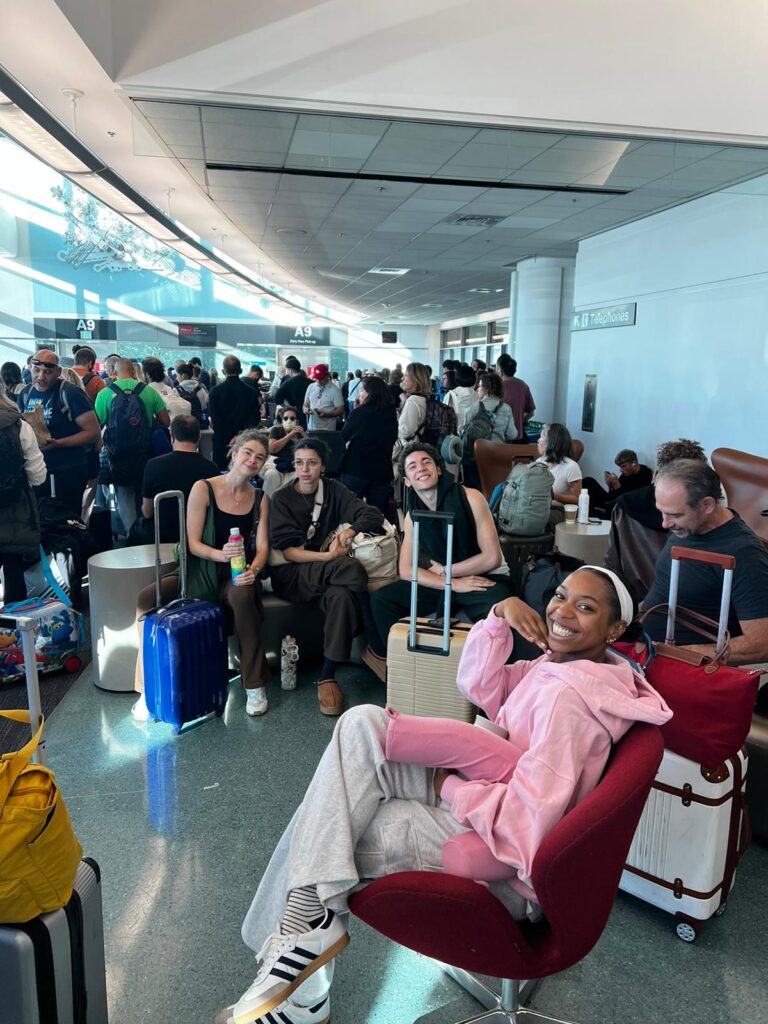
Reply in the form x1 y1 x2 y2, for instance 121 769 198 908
68 173 146 217
0 94 95 174
369 266 410 275
125 213 179 243
168 239 209 261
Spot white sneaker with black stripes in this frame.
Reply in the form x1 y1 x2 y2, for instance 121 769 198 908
232 912 348 1024
215 994 330 1024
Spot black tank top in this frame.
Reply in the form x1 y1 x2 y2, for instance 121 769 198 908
207 480 260 552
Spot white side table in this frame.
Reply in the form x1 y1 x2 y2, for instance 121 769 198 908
554 521 611 565
89 544 176 692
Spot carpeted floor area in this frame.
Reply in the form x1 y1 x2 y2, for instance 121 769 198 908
0 610 91 754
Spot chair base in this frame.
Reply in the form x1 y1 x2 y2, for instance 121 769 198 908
441 968 580 1024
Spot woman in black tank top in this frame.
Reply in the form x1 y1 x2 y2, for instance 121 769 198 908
186 429 273 716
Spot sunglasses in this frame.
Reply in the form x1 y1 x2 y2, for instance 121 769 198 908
32 359 58 370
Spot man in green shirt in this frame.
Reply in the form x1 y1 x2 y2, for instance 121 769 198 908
94 358 170 535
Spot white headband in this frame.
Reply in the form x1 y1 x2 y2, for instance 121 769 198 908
578 565 634 626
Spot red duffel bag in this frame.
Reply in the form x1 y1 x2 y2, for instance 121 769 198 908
613 547 761 769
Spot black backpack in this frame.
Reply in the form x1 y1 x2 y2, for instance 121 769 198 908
104 381 150 472
176 383 204 422
418 397 458 450
0 419 24 508
36 497 101 609
520 551 585 619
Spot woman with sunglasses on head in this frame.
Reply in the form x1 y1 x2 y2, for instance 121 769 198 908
262 406 304 497
133 429 272 722
218 566 671 1024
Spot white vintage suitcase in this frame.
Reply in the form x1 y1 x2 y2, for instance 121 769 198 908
386 510 476 723
620 748 747 941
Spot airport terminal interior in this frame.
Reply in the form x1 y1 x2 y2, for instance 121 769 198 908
1 4 767 1023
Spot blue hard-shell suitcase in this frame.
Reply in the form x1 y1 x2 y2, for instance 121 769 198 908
141 491 229 734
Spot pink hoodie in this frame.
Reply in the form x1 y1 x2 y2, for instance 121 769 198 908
435 609 671 895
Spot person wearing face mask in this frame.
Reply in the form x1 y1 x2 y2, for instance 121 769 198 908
262 407 304 497
216 567 671 1024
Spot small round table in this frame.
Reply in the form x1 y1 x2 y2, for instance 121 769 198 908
89 544 176 692
554 521 611 565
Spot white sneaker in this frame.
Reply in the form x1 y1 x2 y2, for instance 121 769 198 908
131 695 150 722
215 995 330 1024
245 688 268 717
232 913 348 1024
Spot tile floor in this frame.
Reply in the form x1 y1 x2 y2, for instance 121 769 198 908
46 663 767 1024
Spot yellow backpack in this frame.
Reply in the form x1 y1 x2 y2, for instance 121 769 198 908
0 710 82 923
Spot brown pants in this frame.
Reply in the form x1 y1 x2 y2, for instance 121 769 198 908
134 572 271 693
270 558 368 663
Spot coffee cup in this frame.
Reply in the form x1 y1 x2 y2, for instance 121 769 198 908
564 504 578 523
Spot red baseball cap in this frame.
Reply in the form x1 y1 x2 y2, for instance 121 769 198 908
309 363 329 381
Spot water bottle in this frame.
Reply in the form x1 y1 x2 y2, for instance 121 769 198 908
577 490 590 525
281 635 299 690
229 527 246 580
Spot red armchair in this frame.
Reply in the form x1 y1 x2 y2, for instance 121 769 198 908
349 722 663 1023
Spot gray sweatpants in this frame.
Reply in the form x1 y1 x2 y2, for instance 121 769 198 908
240 705 525 1005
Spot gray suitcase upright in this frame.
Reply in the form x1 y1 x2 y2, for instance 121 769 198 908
0 609 109 1024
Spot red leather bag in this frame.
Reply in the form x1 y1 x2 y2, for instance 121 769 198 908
614 547 761 768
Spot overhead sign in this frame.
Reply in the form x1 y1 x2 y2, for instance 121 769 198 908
177 323 217 347
275 326 330 346
571 303 637 331
34 317 117 341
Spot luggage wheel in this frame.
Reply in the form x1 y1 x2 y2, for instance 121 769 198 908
714 902 727 917
675 921 698 943
64 655 82 674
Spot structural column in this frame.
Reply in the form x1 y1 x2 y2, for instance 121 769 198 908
509 256 575 424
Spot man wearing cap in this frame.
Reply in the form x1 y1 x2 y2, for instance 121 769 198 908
17 349 100 515
303 364 344 431
581 448 653 518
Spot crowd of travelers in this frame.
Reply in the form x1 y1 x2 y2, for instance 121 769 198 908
2 341 767 1024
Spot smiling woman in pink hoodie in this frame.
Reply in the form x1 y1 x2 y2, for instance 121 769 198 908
222 567 671 1024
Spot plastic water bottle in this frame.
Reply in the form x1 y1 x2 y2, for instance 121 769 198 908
229 527 246 580
281 636 299 690
577 490 590 525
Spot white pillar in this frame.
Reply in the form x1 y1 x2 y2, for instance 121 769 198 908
510 256 575 423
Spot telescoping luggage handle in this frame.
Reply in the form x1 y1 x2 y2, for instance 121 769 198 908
0 612 45 765
153 489 187 606
667 546 735 655
409 509 454 656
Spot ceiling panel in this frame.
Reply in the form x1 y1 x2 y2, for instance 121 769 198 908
133 99 768 323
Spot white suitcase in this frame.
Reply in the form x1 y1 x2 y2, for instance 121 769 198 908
619 545 751 942
620 746 748 941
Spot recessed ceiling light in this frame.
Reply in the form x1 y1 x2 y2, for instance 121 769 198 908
275 228 308 236
369 267 410 276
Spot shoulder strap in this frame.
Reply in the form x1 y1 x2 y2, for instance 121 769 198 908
134 382 146 396
107 380 123 398
38 544 73 607
19 382 32 406
0 710 45 806
82 372 95 386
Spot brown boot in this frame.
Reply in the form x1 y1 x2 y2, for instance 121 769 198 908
362 646 387 684
316 679 344 716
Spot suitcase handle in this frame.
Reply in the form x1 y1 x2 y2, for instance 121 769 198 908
153 490 187 606
666 547 734 654
409 510 455 655
669 547 735 570
0 615 45 765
